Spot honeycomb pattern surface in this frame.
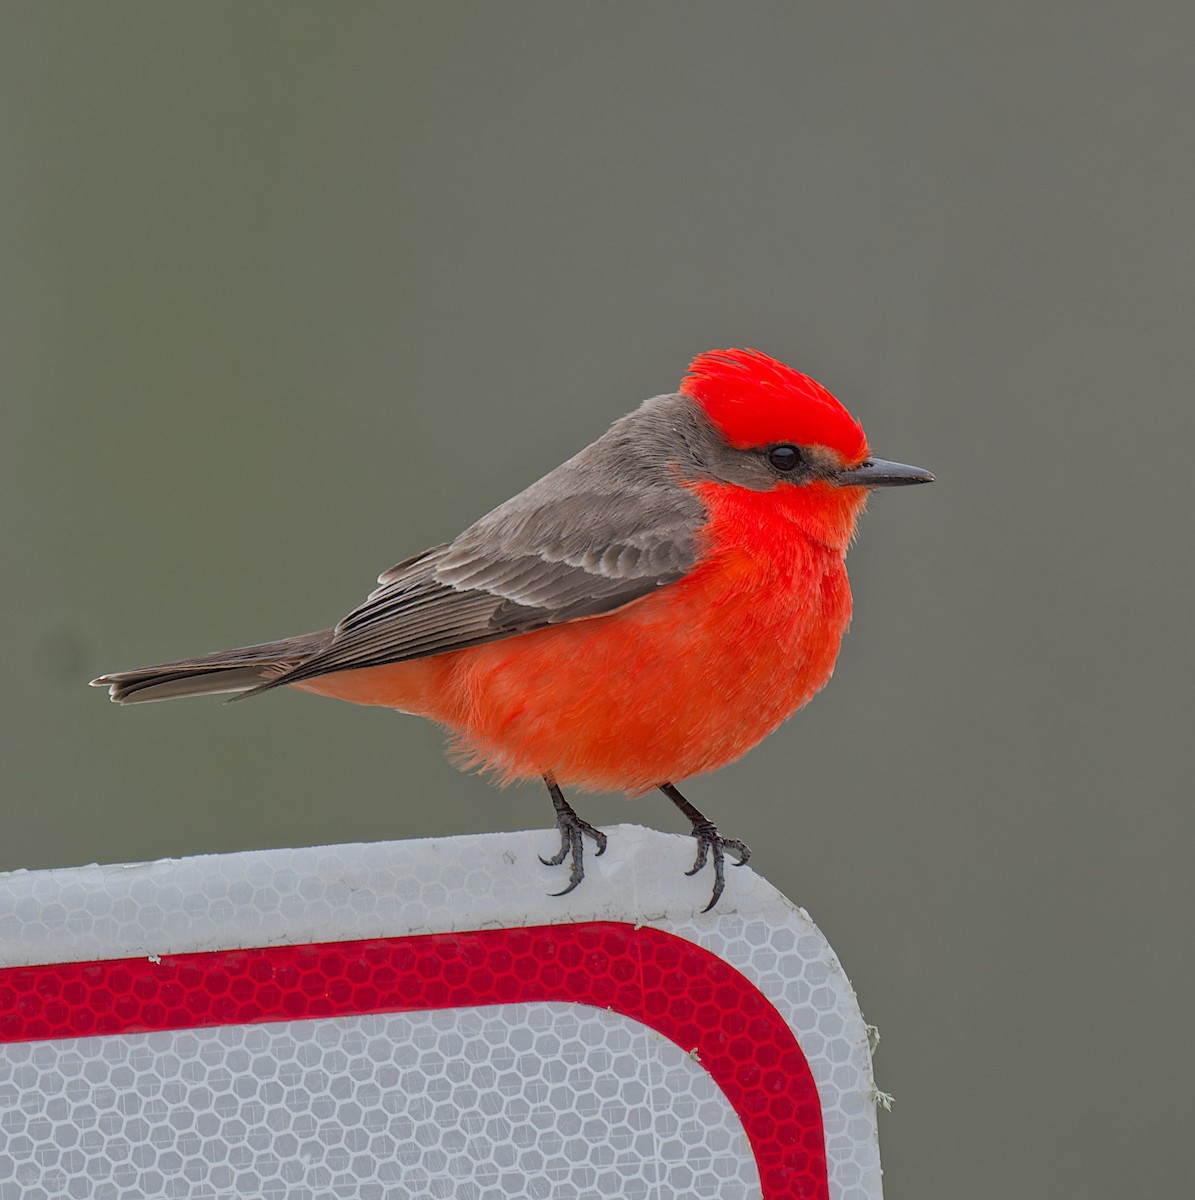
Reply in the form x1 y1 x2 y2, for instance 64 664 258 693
0 825 883 1199
0 1004 756 1199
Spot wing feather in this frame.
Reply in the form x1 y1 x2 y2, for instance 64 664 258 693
246 396 710 695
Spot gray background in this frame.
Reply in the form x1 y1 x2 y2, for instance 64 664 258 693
2 3 1191 1197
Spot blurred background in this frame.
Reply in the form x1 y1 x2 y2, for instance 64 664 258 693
2 2 1192 1196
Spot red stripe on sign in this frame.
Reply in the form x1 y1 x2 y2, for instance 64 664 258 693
0 922 827 1199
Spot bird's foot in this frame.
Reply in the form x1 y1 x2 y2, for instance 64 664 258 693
540 780 607 897
658 783 750 912
686 821 751 912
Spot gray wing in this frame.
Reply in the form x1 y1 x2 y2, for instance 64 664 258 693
255 411 708 693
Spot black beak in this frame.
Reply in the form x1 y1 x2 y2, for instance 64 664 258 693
835 456 935 488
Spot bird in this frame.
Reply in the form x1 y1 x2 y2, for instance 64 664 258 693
92 348 932 910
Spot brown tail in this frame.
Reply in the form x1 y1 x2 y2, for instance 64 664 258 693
90 630 334 704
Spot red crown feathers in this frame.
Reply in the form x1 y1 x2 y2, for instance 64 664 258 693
681 349 868 463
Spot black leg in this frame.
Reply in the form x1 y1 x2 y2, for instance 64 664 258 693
659 783 751 912
539 775 607 897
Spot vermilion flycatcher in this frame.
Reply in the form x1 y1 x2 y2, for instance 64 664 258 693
94 349 932 909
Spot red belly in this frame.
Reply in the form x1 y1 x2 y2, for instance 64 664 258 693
295 533 852 795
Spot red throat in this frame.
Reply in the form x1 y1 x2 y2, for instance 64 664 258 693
681 348 868 464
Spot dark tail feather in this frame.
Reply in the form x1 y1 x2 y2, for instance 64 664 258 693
90 630 334 704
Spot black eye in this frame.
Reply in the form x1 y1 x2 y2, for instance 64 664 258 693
766 444 802 472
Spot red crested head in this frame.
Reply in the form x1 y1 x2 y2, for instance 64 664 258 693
681 348 868 465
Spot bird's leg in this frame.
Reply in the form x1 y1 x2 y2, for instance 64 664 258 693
659 783 751 912
539 775 607 897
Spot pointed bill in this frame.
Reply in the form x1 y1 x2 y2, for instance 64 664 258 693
835 457 935 487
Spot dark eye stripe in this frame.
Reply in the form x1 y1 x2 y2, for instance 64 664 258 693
766 444 802 472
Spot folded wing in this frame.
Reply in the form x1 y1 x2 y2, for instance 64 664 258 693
244 480 704 695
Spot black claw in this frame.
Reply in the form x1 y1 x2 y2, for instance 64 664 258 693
548 853 585 898
726 840 751 866
659 783 752 912
684 825 712 877
689 827 753 911
541 778 606 899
